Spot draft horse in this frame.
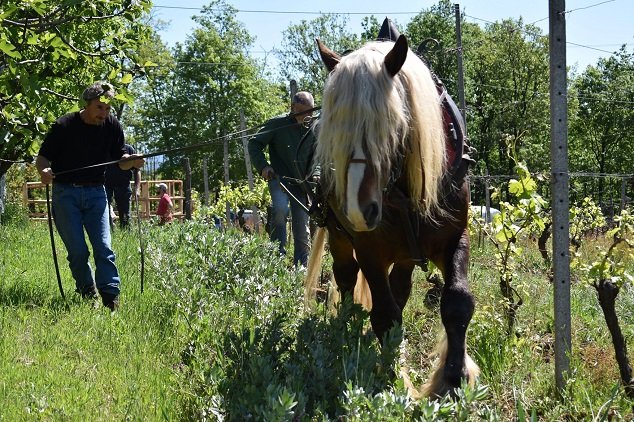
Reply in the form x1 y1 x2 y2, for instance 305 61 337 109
305 32 479 397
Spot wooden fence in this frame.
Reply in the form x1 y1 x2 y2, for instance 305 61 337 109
23 180 184 221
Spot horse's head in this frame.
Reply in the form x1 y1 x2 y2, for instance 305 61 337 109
315 34 447 232
315 36 410 231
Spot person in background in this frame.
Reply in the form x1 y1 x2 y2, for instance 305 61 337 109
36 81 144 311
156 182 173 225
105 143 140 229
248 91 316 267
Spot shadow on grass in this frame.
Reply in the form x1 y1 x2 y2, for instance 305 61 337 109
0 281 74 312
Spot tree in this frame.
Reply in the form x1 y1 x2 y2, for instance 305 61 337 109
277 14 362 98
125 0 284 193
569 47 634 205
405 0 464 97
0 0 154 179
465 18 550 200
119 18 175 155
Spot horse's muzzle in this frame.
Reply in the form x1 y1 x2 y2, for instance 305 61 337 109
345 201 381 232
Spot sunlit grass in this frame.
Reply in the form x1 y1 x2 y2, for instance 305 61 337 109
0 222 183 419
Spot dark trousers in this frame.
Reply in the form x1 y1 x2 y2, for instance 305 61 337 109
105 184 132 229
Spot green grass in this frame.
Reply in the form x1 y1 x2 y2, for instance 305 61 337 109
1 218 634 420
0 222 183 420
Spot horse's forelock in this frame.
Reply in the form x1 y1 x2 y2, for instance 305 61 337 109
317 44 406 202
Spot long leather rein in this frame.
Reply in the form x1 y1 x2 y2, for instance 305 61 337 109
43 106 322 300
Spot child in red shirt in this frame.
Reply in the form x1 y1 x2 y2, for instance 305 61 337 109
156 183 173 225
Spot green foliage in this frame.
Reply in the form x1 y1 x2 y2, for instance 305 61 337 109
569 48 634 205
569 197 607 254
124 0 284 194
469 304 510 379
0 223 183 419
3 217 634 418
570 48 634 177
477 158 547 332
405 0 464 96
0 0 154 177
3 162 39 202
0 201 29 226
142 221 500 420
578 210 634 289
144 220 400 419
205 179 270 218
214 301 399 419
463 18 550 185
277 14 362 98
1 163 38 225
488 161 547 266
342 381 495 421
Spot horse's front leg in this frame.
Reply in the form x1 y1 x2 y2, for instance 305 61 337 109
328 222 358 299
356 252 401 343
431 229 478 395
389 261 415 311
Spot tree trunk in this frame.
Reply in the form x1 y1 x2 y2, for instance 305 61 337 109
183 158 192 220
500 274 521 335
538 222 551 267
595 279 634 397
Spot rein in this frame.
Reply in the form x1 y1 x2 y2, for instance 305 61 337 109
45 184 66 301
53 106 322 177
42 106 321 300
135 192 145 293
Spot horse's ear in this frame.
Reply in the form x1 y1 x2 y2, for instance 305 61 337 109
384 35 409 77
316 38 341 72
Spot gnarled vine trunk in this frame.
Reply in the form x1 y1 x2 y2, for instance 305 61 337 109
595 279 634 398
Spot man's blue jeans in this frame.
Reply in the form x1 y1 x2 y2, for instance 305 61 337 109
52 183 120 297
268 178 310 267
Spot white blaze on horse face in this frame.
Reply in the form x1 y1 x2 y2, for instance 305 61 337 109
346 147 370 231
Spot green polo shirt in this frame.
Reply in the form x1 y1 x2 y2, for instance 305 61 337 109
248 114 316 183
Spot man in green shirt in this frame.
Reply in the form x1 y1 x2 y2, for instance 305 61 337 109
248 91 315 267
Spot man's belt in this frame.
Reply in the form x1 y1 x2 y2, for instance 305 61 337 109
57 181 104 187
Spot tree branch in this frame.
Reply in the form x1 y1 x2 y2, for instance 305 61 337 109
2 2 136 33
52 27 105 58
40 87 78 101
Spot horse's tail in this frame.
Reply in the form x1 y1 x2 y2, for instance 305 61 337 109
353 269 372 311
305 228 373 311
304 226 327 308
324 270 372 312
420 335 480 398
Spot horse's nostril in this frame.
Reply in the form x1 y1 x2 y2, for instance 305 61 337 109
364 202 380 225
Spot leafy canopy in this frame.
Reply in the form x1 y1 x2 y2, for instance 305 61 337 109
0 0 153 177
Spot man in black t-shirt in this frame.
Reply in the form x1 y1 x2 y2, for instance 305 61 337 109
36 82 144 311
105 143 140 229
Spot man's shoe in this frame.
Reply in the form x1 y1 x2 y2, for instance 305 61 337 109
101 294 120 312
78 287 98 300
104 301 119 312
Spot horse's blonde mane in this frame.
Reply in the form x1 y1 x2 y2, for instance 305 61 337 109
315 41 446 217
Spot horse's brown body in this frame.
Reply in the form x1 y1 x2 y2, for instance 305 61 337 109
325 169 474 395
309 26 478 397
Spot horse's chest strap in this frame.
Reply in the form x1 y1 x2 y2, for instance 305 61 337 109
391 188 428 271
